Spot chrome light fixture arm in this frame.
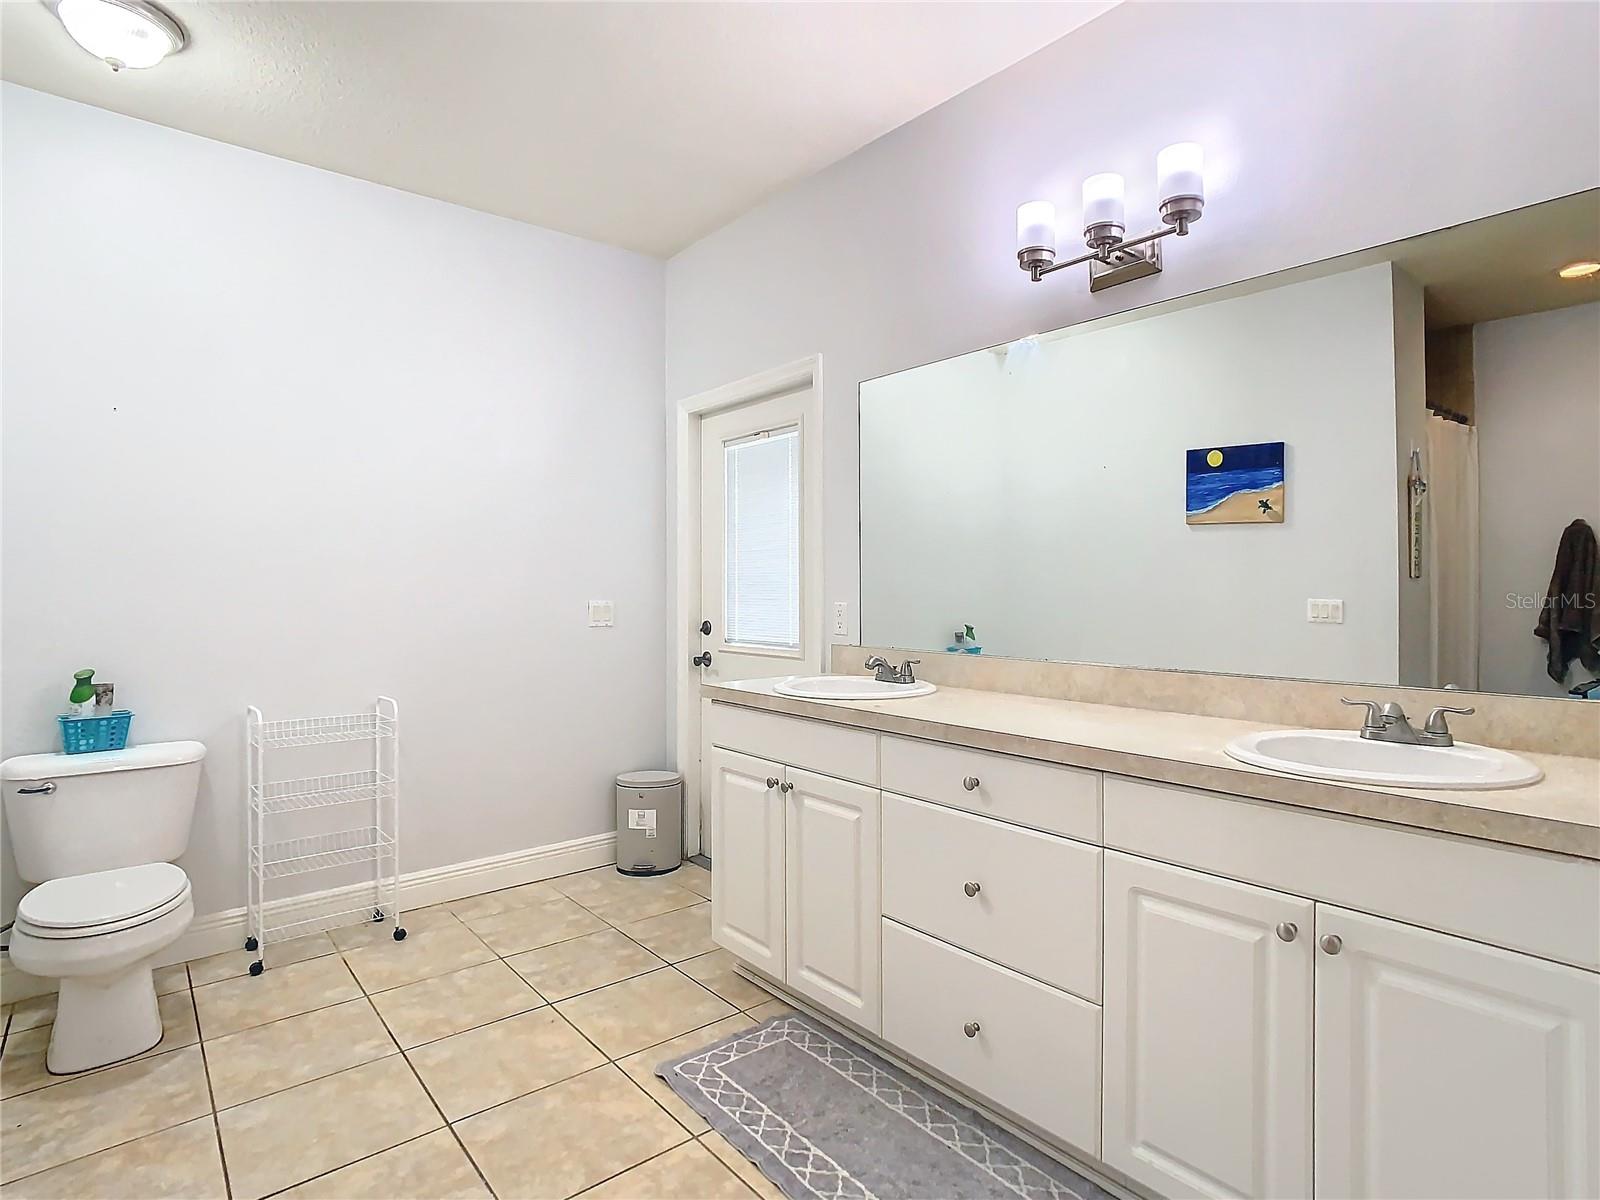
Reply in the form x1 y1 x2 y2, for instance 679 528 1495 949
1015 142 1204 292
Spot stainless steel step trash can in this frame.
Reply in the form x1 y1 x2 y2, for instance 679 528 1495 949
614 769 683 876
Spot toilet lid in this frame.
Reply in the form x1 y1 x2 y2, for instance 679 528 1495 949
18 863 189 930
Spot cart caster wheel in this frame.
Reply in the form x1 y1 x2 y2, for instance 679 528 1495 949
244 936 259 952
249 960 264 976
393 928 407 941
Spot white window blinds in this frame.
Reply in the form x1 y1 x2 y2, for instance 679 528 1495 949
724 426 801 651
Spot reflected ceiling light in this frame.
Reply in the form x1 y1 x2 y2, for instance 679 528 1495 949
1557 261 1600 279
50 0 186 71
1016 143 1206 293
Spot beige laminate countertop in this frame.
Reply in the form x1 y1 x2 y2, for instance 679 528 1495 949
704 678 1600 861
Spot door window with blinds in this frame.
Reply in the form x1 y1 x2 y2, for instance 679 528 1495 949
723 425 801 653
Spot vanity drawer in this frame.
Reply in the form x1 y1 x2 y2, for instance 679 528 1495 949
880 735 1100 842
882 793 1100 1001
707 702 877 785
882 919 1101 1155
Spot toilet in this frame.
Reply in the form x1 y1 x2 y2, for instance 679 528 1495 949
2 741 205 1074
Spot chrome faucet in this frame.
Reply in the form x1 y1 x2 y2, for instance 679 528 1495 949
865 655 921 685
1342 698 1475 747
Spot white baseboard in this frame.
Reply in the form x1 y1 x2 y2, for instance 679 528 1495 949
0 831 617 1005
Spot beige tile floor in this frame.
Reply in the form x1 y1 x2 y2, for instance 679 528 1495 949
0 862 795 1200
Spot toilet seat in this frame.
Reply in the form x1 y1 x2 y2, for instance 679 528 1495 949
17 863 191 939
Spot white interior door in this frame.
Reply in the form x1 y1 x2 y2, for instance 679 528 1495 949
697 387 817 684
693 385 820 858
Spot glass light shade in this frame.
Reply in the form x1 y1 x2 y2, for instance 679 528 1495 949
1157 142 1205 204
56 0 185 70
1016 201 1057 254
1081 173 1125 233
1557 261 1600 279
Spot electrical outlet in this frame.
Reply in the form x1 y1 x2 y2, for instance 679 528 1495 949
1306 598 1344 624
832 601 849 636
587 600 614 627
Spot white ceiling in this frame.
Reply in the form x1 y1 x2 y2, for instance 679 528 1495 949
1 0 1113 257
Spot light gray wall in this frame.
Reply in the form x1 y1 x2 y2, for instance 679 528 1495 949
861 264 1406 683
0 85 671 920
1475 303 1600 697
665 1 1600 681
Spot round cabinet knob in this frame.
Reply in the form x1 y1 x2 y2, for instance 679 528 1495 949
962 776 981 792
1319 933 1343 956
1276 922 1298 942
779 781 794 794
765 777 780 789
963 881 982 898
963 1021 981 1039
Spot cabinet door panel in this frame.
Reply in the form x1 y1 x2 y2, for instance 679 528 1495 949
1315 905 1600 1200
1103 852 1313 1199
709 749 785 976
785 767 880 1031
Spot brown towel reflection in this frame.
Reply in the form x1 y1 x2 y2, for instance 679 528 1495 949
1535 519 1600 684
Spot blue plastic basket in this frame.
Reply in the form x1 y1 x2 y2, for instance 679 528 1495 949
58 710 134 754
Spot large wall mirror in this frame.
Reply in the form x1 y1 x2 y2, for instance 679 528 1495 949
860 192 1599 700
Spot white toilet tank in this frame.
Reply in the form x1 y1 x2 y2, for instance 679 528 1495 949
2 741 206 884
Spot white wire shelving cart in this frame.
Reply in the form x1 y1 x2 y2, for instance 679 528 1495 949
243 697 404 976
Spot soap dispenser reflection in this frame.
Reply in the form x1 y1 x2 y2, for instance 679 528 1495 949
947 624 983 655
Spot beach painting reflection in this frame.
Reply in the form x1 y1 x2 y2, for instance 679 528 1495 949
1186 441 1286 525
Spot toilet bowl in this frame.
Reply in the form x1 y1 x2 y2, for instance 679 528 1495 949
2 740 206 1075
8 863 196 1073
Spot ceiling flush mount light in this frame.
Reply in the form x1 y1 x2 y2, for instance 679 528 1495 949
50 0 186 71
1557 261 1600 279
1016 142 1206 292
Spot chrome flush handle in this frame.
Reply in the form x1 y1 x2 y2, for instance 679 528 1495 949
16 781 56 795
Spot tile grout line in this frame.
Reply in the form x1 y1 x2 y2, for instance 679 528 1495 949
186 966 237 1200
254 1130 445 1200
366 985 502 1200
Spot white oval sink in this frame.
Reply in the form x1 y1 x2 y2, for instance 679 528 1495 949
773 675 937 701
1225 729 1542 790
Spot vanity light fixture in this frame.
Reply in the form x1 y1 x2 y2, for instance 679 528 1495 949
1017 142 1205 292
1557 260 1600 279
49 0 186 71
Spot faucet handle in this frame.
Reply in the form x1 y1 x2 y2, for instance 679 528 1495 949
1340 697 1385 728
1424 705 1474 737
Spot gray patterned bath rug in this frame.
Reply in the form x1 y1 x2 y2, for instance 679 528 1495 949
656 1013 1112 1200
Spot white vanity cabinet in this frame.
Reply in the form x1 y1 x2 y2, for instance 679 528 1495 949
706 709 883 1032
1102 852 1314 1200
707 699 1600 1200
1314 906 1600 1200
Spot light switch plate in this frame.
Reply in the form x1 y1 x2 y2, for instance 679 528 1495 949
1307 598 1344 624
587 600 614 627
832 601 849 636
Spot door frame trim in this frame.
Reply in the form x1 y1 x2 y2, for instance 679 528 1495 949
675 355 824 858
